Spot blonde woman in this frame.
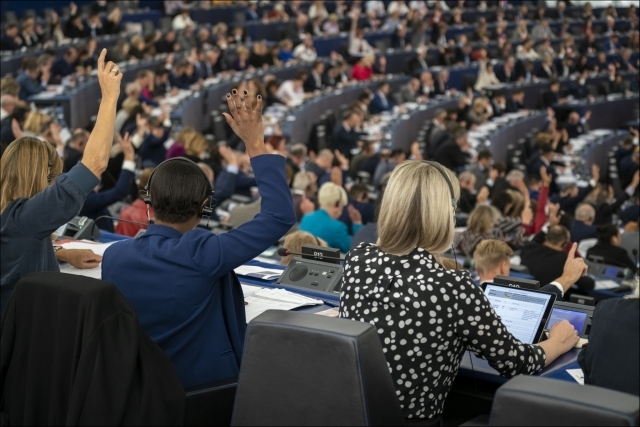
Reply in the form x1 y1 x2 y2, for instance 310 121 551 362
0 49 122 315
339 160 580 423
299 182 362 252
280 231 327 266
454 205 502 257
22 111 49 136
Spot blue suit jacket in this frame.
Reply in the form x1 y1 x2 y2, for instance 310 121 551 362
16 72 45 100
80 169 134 232
299 209 362 253
570 220 598 243
369 93 394 115
101 155 296 388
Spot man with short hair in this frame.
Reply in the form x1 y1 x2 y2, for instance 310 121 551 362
0 23 22 51
16 57 48 100
433 128 470 172
458 171 489 214
369 81 394 115
331 109 364 158
292 34 317 62
473 238 589 300
276 70 308 107
467 149 494 191
571 203 598 243
0 94 16 122
287 143 307 176
50 47 79 82
64 129 90 172
303 60 324 93
397 78 421 104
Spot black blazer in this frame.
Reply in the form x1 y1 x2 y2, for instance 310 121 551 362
433 139 469 172
331 123 361 158
303 72 323 93
586 242 637 273
520 242 568 287
578 298 639 396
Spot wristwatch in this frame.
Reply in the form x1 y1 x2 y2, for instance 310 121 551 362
53 246 63 253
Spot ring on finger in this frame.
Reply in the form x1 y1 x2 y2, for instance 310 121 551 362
111 67 120 74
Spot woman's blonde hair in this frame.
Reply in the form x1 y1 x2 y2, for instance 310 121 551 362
361 54 375 67
281 231 327 266
183 131 207 156
23 111 48 134
318 182 347 209
468 205 501 234
505 189 524 217
377 161 460 255
1 137 63 212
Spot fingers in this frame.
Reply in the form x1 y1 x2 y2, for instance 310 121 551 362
231 88 241 110
241 90 248 110
222 112 236 129
567 242 577 259
254 93 262 114
98 48 106 71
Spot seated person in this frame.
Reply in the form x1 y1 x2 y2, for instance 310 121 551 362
79 134 136 232
1 50 119 316
571 203 598 243
280 231 327 266
339 160 580 423
331 109 364 159
139 116 171 168
369 81 394 115
102 90 296 389
586 224 637 273
455 205 503 257
474 239 589 299
521 225 595 292
299 182 362 253
338 183 376 233
116 168 154 237
578 288 639 396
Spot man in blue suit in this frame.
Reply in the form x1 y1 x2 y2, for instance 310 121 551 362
331 108 364 158
528 143 559 194
571 203 598 243
369 81 394 115
102 91 296 389
16 57 48 101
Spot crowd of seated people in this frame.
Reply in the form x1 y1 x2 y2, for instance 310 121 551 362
1 0 639 424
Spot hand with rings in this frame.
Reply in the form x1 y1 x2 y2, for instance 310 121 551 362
96 48 122 101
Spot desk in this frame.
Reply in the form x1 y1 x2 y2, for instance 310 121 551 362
553 95 640 132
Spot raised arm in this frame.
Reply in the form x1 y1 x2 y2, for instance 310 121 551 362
81 48 122 178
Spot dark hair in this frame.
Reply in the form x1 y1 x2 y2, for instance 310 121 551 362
11 105 31 124
390 148 405 159
493 162 506 174
22 57 39 72
491 191 512 215
377 81 389 89
147 117 162 129
539 143 553 155
349 183 369 200
357 91 370 101
477 149 492 160
155 65 168 76
149 160 212 224
596 224 619 243
6 23 17 30
266 80 279 92
547 225 570 245
295 69 308 81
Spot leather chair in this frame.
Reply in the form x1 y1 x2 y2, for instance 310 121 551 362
184 377 238 426
464 375 639 426
231 310 404 426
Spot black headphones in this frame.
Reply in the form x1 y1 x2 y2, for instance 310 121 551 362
143 157 215 225
421 160 457 210
47 158 53 183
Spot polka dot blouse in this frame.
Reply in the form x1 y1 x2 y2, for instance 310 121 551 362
338 243 546 420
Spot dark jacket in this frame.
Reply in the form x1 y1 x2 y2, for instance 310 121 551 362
139 128 170 167
303 71 323 93
520 242 567 287
578 298 639 396
16 72 45 100
0 163 99 316
433 139 469 172
0 272 185 425
458 187 477 214
331 122 361 158
80 169 135 232
586 242 637 273
570 220 598 243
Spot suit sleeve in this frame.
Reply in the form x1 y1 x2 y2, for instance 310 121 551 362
81 169 135 215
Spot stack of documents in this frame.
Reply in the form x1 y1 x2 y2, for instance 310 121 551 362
58 241 115 279
594 279 619 290
241 285 323 323
234 265 283 280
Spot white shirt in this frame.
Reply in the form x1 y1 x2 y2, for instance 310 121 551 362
387 1 410 15
0 108 8 121
348 32 375 57
366 0 386 15
172 14 194 31
276 80 305 105
293 43 318 62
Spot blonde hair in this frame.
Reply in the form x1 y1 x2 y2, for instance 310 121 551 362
23 111 48 134
121 97 140 115
361 54 375 67
176 127 207 156
281 231 327 266
1 137 63 212
473 239 513 276
377 161 460 256
506 189 524 217
292 171 316 194
468 205 501 234
318 182 347 209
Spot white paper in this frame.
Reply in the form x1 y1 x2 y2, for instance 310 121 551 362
244 297 310 322
595 279 620 290
59 241 115 256
567 369 584 385
241 287 323 323
59 263 103 280
316 307 340 317
234 265 283 280
241 284 262 298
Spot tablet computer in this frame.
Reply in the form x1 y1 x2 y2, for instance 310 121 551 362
481 282 556 344
547 301 595 338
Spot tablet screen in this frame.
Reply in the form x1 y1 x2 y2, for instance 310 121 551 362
547 308 588 335
482 283 555 344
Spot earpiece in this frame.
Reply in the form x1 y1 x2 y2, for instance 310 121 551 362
143 157 215 225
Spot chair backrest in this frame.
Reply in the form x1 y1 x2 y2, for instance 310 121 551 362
578 238 598 257
231 311 404 426
490 376 639 426
185 377 238 426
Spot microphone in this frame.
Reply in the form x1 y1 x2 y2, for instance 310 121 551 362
91 215 150 239
276 247 342 261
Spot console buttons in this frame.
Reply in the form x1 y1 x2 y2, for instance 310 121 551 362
311 281 319 286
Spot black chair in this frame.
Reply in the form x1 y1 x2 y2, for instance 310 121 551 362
231 311 405 426
463 375 639 426
184 377 238 426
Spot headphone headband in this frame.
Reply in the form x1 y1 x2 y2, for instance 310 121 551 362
422 160 457 210
143 157 215 224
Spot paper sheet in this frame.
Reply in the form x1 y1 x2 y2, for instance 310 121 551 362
59 263 103 279
595 279 620 290
241 284 262 298
567 369 585 385
234 265 283 280
316 307 340 317
242 287 323 323
59 241 115 256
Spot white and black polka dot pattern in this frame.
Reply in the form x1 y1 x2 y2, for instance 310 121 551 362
338 243 546 420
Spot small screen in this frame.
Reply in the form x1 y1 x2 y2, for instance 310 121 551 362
63 227 77 237
483 284 553 344
547 308 588 335
604 266 619 277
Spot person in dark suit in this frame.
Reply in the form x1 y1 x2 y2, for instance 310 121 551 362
405 47 429 76
0 23 22 51
520 225 595 293
395 78 421 104
303 60 324 93
528 143 559 194
390 25 408 49
505 89 525 113
281 14 309 45
458 171 489 214
496 57 519 83
16 57 48 101
50 47 79 82
433 69 450 96
586 224 637 272
454 43 473 66
542 79 565 108
433 128 471 172
331 108 364 158
578 295 639 396
571 203 598 243
101 92 296 390
369 81 394 115
474 238 590 301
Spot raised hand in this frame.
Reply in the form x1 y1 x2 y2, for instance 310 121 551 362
539 165 552 187
218 145 238 166
96 48 122 102
222 88 267 157
117 132 134 161
590 163 600 183
558 243 588 291
348 205 362 224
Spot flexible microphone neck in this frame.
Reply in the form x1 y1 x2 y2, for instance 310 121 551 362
91 215 150 240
